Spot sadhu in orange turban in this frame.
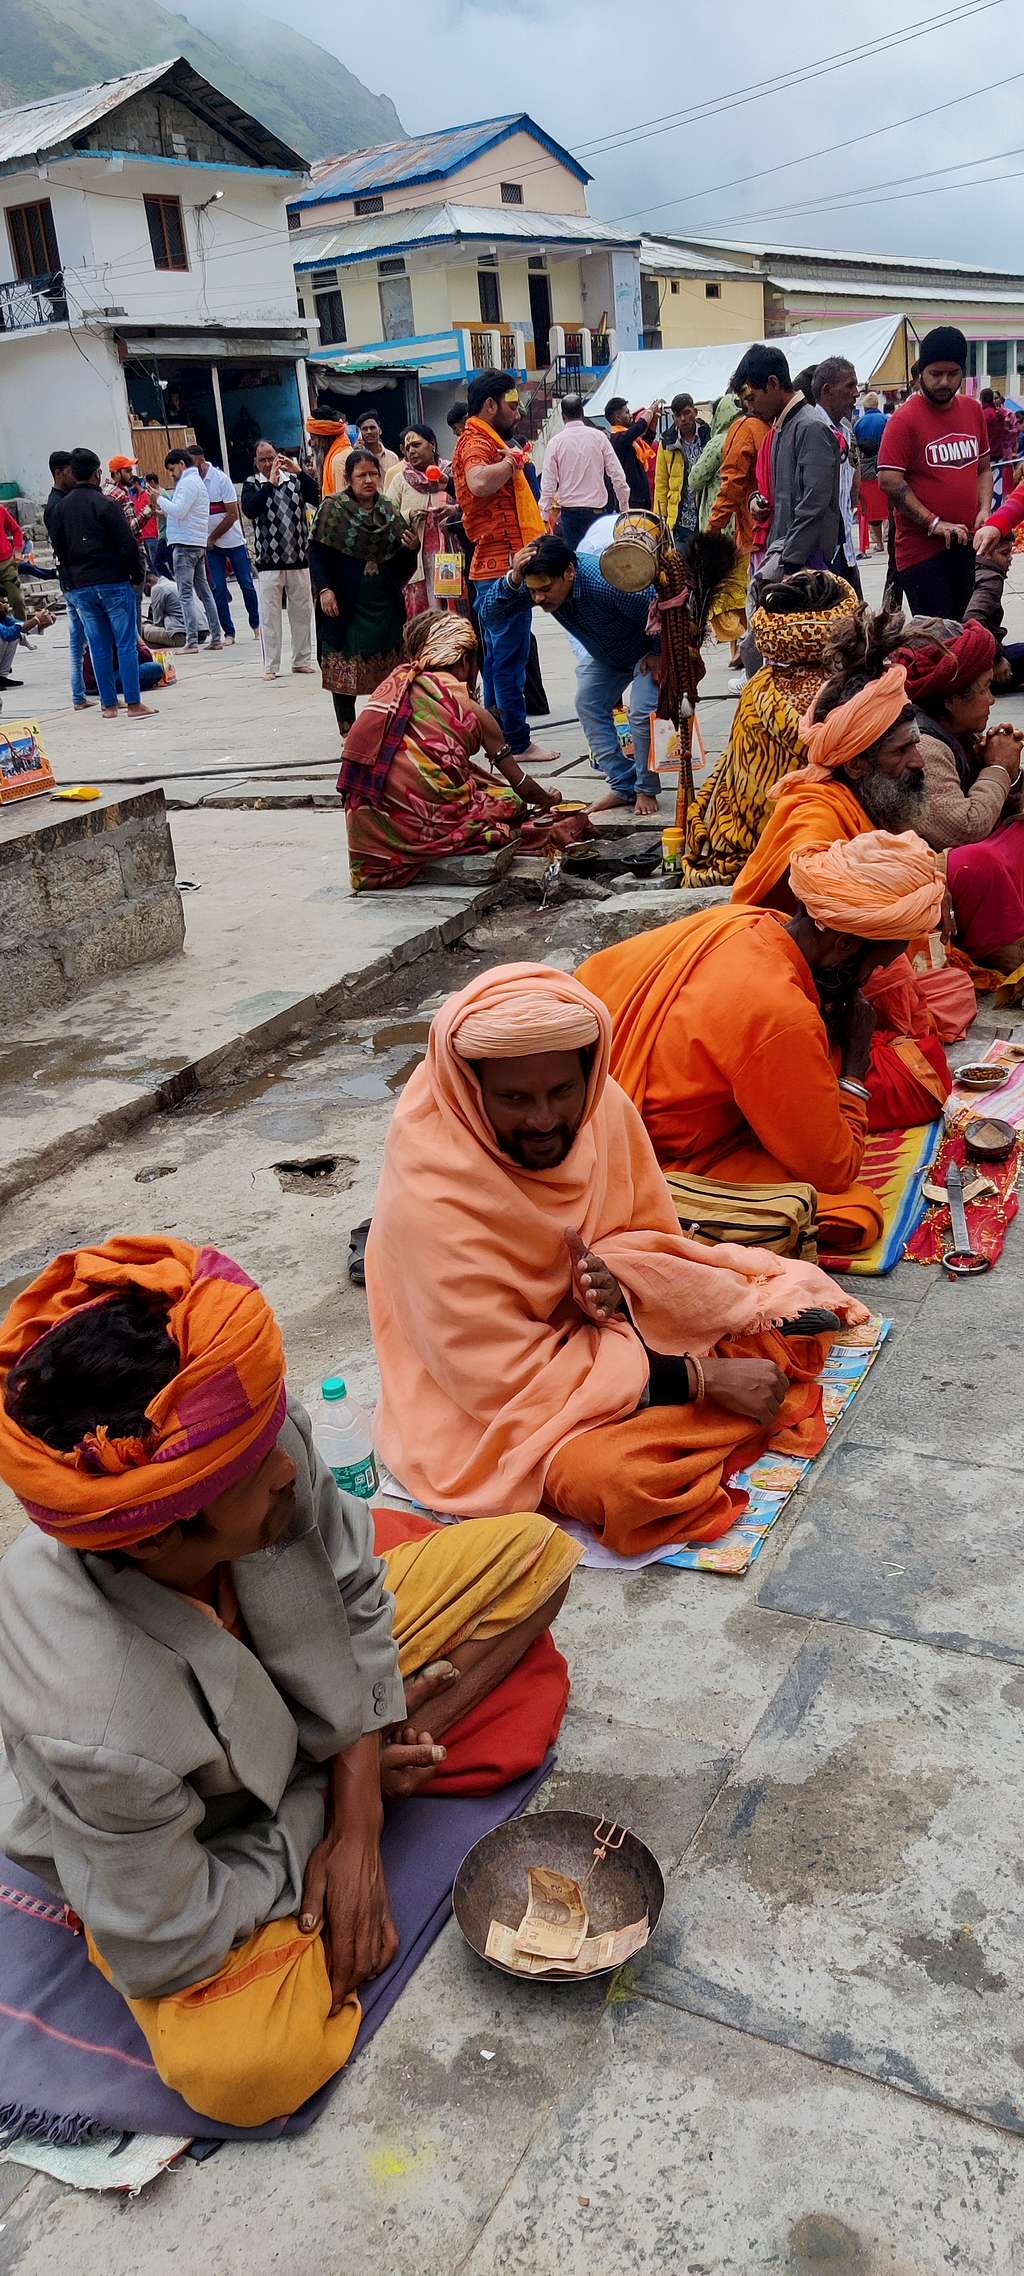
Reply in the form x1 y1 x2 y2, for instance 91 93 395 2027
789 829 946 940
0 1238 286 1552
772 663 912 793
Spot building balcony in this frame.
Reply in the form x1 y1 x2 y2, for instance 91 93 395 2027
0 274 68 332
306 321 614 384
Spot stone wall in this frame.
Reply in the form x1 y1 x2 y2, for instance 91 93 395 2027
82 93 255 167
0 790 185 1020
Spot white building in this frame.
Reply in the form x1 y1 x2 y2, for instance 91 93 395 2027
288 116 643 442
0 59 310 497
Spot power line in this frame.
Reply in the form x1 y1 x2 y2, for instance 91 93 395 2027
690 141 1024 236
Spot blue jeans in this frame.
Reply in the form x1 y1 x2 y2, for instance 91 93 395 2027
70 583 141 708
574 652 662 800
558 505 602 550
65 590 88 705
206 543 260 636
473 577 532 754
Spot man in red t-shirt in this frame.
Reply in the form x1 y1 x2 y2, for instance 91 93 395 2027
879 326 990 620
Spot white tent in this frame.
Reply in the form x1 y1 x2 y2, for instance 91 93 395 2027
586 313 913 416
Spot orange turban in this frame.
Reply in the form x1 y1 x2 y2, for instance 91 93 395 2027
794 666 911 783
788 830 945 939
0 1238 286 1552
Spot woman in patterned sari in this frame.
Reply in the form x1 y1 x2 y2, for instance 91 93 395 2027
678 570 861 887
309 449 421 740
340 613 590 892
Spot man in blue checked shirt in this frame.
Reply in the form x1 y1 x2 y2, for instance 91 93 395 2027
491 533 663 815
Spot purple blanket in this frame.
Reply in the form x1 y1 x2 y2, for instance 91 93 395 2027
0 1764 548 2146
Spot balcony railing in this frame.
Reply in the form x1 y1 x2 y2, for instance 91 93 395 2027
467 323 520 371
0 273 68 331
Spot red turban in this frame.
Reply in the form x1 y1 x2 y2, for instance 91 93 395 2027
891 621 996 712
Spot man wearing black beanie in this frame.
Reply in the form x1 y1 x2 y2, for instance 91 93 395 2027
878 326 990 618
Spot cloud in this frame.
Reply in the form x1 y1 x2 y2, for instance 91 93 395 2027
226 0 1024 264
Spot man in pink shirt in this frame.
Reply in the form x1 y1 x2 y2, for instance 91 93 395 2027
539 396 628 547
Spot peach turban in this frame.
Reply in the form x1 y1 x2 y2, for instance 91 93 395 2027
788 830 945 939
0 1238 286 1551
794 666 911 783
453 989 601 1059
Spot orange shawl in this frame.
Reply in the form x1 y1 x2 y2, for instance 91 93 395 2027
0 1239 286 1550
366 963 867 1515
732 776 871 908
577 905 763 1115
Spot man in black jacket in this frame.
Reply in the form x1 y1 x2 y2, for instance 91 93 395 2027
604 397 663 507
240 441 318 678
49 448 154 718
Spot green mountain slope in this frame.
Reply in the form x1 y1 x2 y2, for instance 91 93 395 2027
0 0 403 163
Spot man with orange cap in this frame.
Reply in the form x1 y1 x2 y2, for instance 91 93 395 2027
105 455 160 569
0 1239 579 2128
579 830 949 1254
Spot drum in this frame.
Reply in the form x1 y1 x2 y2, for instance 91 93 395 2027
599 509 665 592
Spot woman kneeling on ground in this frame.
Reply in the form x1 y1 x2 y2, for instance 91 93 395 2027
339 612 590 892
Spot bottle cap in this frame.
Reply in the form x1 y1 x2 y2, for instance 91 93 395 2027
321 1376 347 1401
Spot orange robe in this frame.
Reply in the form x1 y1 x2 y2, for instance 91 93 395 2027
577 905 884 1252
731 776 870 911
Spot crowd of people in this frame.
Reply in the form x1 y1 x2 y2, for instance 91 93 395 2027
2 318 1024 2137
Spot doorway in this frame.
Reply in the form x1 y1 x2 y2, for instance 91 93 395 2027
378 272 414 340
529 271 552 367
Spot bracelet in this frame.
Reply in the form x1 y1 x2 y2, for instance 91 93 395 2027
839 1076 871 1102
927 516 941 535
685 1355 706 1402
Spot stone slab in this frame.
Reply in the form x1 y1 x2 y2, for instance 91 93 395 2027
461 2002 1024 2276
759 1440 1024 1661
842 1260 1024 1465
636 1624 1024 2134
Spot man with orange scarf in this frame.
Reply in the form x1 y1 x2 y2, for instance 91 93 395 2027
451 368 553 771
578 831 947 1254
368 965 868 1561
731 627 966 1123
0 1240 580 2129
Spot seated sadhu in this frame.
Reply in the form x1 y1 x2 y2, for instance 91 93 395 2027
731 609 969 1114
889 615 1024 977
366 964 869 1559
0 1240 580 2127
579 830 947 1257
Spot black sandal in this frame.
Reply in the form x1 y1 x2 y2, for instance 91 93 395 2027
348 1219 372 1287
779 1307 841 1337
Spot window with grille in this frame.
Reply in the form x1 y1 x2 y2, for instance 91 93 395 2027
500 182 523 204
355 194 384 215
478 267 501 323
6 197 59 282
528 254 546 271
145 194 188 272
377 257 406 277
705 281 721 300
288 210 301 231
315 287 346 344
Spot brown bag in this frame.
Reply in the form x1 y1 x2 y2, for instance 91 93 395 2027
666 1171 818 1260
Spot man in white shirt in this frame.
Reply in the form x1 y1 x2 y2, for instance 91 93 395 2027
539 397 628 548
186 445 260 643
153 452 223 653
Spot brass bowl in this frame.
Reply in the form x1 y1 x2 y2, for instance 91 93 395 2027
453 1808 664 1983
963 1116 1017 1162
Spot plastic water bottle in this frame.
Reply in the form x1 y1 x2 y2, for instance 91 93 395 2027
309 1376 379 1499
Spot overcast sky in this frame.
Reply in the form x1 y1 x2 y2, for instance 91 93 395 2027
247 0 1022 267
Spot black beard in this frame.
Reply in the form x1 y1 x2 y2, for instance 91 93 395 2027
497 1125 576 1169
855 768 926 832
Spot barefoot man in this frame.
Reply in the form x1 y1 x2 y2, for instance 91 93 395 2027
488 534 665 816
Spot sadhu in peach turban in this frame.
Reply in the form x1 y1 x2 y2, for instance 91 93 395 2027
0 1238 286 1551
773 663 912 792
789 829 946 940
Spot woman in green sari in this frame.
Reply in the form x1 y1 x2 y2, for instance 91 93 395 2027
309 448 421 738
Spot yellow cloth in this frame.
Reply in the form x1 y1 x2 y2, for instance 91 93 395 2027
512 463 545 545
87 1514 580 2127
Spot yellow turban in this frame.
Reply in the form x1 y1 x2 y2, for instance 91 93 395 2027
788 830 945 939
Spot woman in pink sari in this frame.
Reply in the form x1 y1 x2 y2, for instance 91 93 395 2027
339 613 589 892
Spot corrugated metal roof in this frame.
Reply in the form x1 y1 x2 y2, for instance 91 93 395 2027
295 200 640 269
640 236 752 278
770 274 1024 307
0 57 306 171
655 232 1024 284
292 113 591 206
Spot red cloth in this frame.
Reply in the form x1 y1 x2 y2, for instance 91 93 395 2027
0 503 23 566
989 470 1024 537
878 393 989 570
915 965 977 1041
860 475 887 525
866 1031 952 1132
371 1506 571 1795
948 817 1024 957
905 1126 1020 1267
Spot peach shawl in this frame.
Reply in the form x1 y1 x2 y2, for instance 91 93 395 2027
366 964 867 1515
